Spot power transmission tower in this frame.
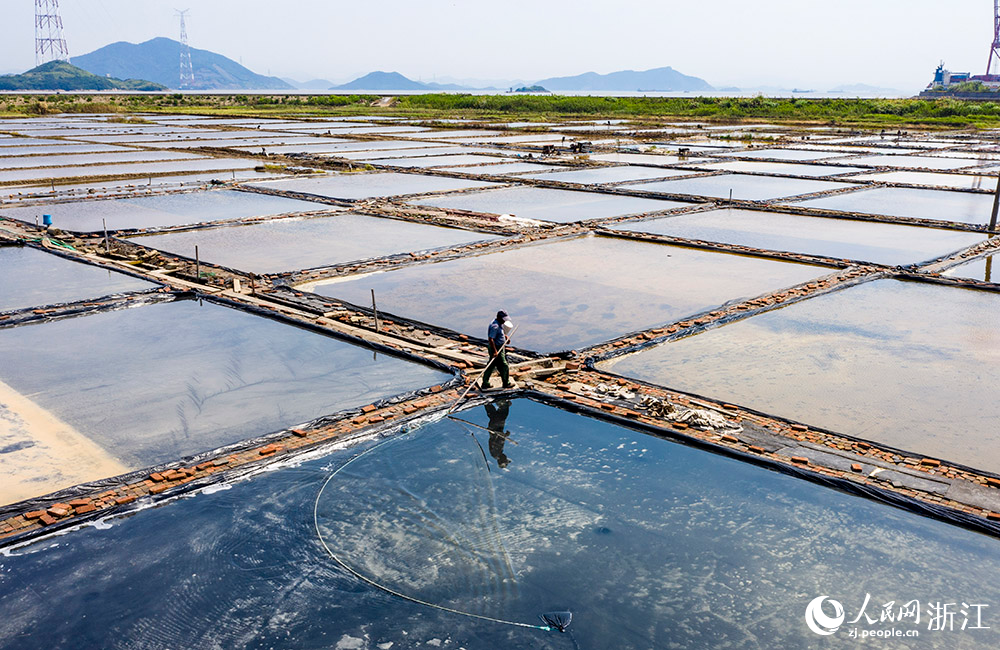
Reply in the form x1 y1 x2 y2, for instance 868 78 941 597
35 0 70 66
176 9 194 88
989 0 1000 76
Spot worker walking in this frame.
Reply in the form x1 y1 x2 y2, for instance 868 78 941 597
481 310 517 390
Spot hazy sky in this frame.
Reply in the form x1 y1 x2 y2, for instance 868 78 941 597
2 0 996 90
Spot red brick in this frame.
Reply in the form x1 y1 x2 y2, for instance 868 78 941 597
565 362 581 370
790 424 808 432
197 461 215 471
369 416 385 423
291 429 308 438
430 385 443 393
47 506 71 518
39 514 57 526
213 458 230 467
68 498 91 508
673 422 689 430
75 504 97 514
920 458 941 467
25 510 45 520
259 446 277 456
851 463 863 473
352 416 367 425
988 512 1000 521
722 404 738 410
987 478 1000 489
749 445 766 454
361 404 377 413
115 496 138 505
720 434 739 444
403 406 418 415
149 484 169 495
790 456 809 465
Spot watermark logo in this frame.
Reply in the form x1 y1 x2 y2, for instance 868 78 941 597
805 596 845 636
804 594 990 639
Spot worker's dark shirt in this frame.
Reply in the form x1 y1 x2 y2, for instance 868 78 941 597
488 319 505 350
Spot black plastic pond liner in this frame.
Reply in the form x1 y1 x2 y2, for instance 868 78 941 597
520 390 1000 540
0 373 465 543
583 270 887 363
0 289 172 327
266 285 549 360
203 292 461 374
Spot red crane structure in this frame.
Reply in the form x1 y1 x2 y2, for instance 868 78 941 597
988 0 1000 76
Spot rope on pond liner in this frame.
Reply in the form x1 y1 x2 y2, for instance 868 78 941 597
312 416 557 633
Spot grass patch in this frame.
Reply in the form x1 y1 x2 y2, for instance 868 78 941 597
3 92 1000 129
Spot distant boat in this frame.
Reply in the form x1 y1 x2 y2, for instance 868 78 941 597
791 88 815 93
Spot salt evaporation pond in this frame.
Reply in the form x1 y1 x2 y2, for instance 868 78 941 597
310 235 824 352
0 150 201 170
525 165 693 185
0 143 134 156
2 399 999 649
791 186 996 225
410 185 689 223
846 155 981 171
588 152 710 166
0 299 449 468
603 279 1000 472
0 190 327 232
692 160 867 177
617 208 984 266
850 170 999 190
247 172 497 201
944 253 1000 282
438 161 565 175
129 213 500 274
715 148 844 161
0 158 259 184
620 173 857 201
366 153 514 168
0 247 156 312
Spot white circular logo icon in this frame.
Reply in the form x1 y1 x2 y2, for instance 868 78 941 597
805 596 845 635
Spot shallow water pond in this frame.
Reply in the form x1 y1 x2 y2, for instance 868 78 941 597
2 398 999 649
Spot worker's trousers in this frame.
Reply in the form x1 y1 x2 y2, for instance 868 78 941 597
481 349 509 387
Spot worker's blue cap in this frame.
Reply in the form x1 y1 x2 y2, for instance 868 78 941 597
497 310 508 321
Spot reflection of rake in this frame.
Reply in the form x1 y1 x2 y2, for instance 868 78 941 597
447 324 519 413
447 415 519 445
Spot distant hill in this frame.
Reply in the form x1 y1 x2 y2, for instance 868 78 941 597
535 66 713 92
0 60 165 91
73 38 292 90
331 71 471 91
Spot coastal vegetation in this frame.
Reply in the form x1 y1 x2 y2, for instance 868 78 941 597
4 92 1000 129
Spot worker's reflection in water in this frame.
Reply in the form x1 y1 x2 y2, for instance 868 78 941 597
485 399 512 469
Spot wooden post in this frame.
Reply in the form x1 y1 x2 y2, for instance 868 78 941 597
103 218 110 253
990 173 1000 232
371 289 380 332
195 245 200 281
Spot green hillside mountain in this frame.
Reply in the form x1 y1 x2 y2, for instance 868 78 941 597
0 60 165 91
73 37 292 90
535 66 713 92
332 71 471 91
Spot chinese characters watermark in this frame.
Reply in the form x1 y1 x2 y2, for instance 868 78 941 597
805 594 990 638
